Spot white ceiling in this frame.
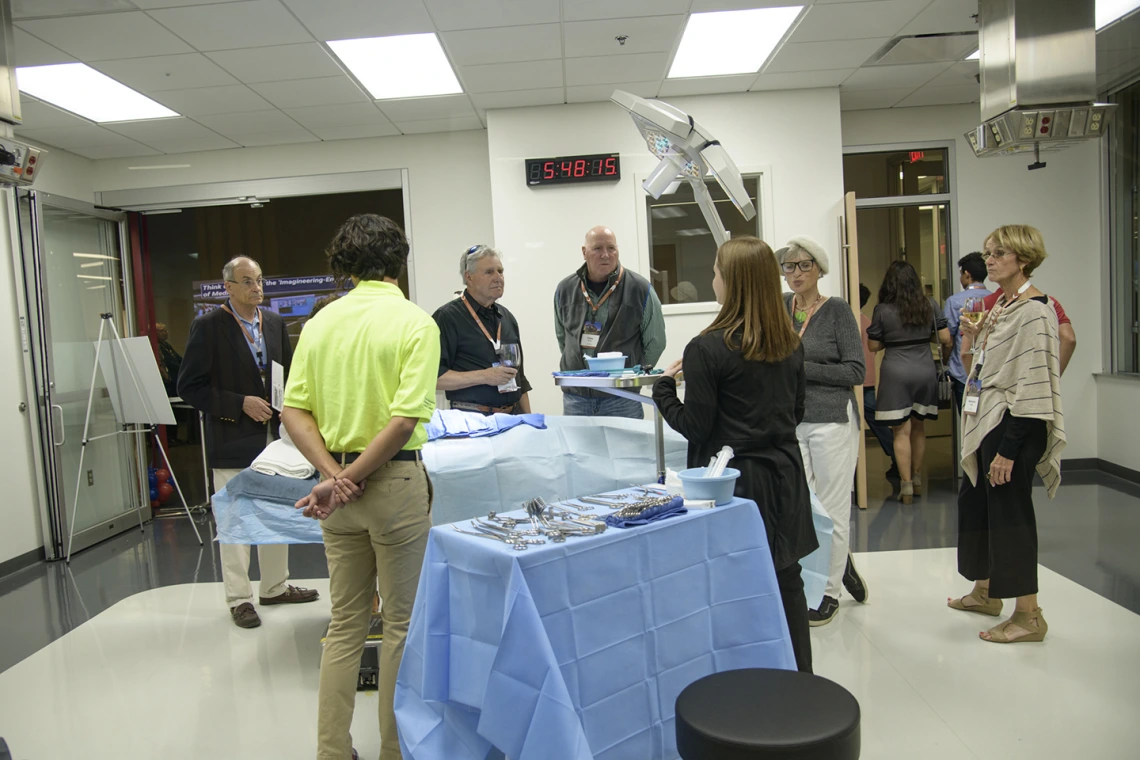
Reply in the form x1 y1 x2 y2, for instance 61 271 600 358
5 0 1136 160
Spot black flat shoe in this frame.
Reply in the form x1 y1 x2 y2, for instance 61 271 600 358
842 555 869 604
808 595 839 627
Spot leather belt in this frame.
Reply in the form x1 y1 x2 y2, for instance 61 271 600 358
450 401 517 415
330 449 421 466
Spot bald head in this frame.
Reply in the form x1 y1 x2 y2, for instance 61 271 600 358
222 256 264 309
582 226 620 282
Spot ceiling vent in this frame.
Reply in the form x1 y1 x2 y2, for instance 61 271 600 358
868 32 979 66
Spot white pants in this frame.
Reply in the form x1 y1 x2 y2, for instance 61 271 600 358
213 467 290 608
796 402 860 601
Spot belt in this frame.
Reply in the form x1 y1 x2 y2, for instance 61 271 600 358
329 449 421 466
449 401 517 415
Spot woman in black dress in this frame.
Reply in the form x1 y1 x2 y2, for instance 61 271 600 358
653 236 818 673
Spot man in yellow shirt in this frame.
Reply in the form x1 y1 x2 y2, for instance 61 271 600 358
282 214 439 760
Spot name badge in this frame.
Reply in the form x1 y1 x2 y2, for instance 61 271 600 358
271 360 284 411
580 320 601 350
963 378 981 416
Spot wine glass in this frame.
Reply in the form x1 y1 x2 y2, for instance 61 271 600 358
496 343 520 392
962 296 986 354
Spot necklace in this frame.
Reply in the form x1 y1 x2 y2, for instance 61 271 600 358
794 293 822 322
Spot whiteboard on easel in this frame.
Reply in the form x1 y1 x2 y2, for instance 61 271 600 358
96 336 176 426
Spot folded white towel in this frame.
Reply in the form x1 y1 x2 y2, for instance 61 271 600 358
251 438 316 479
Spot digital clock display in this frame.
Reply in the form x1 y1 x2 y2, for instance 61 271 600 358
525 153 621 186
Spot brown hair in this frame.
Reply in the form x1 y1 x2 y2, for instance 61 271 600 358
984 224 1048 276
703 236 800 362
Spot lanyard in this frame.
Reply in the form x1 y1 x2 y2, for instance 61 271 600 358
972 280 1031 373
460 293 501 351
794 294 824 337
579 265 624 312
221 303 265 369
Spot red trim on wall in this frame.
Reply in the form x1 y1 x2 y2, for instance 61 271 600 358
128 213 166 472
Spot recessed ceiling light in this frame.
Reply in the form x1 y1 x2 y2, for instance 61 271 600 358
73 253 117 260
80 262 104 268
668 7 804 79
676 228 712 237
1097 0 1140 29
965 49 980 60
77 274 114 281
327 33 462 100
651 207 688 219
17 63 179 123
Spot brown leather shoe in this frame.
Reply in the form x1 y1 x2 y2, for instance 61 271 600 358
231 602 261 629
260 585 320 606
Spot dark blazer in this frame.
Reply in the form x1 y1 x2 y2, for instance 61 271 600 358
177 306 292 469
653 330 818 570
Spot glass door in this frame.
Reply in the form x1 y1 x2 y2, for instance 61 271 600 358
16 191 145 559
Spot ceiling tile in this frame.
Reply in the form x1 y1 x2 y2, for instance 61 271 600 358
564 15 685 58
281 0 435 41
764 38 890 73
396 116 485 134
376 95 477 122
839 87 914 110
195 110 302 134
469 88 565 110
658 74 755 97
565 80 658 103
15 124 146 148
249 76 369 108
924 60 979 88
751 68 854 91
899 0 981 36
147 85 275 116
231 130 320 147
13 0 136 19
563 0 690 22
15 98 92 129
460 59 564 93
565 53 668 86
422 0 560 32
309 123 403 140
16 12 194 61
440 25 562 67
12 28 75 67
77 143 165 159
93 54 239 93
104 117 221 142
842 62 952 90
283 102 390 129
137 135 243 154
895 83 980 108
148 0 313 52
207 43 344 84
792 1 930 43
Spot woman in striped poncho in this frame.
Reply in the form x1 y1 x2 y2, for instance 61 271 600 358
949 225 1065 644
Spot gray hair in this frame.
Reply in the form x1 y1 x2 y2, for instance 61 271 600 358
222 256 260 282
459 245 501 281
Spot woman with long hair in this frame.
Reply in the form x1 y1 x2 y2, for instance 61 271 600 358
653 236 818 673
867 261 952 503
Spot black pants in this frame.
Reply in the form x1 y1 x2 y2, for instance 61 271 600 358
957 413 1048 599
776 562 812 673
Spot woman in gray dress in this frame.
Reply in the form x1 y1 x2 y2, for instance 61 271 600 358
867 261 952 504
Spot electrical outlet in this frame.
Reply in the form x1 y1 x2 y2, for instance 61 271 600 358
87 469 94 486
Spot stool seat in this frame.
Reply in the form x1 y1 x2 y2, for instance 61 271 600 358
675 668 860 759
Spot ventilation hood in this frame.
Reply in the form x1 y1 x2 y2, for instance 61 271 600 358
965 0 1116 165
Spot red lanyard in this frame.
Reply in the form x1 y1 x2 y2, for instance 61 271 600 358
461 293 501 350
220 303 264 366
579 266 624 312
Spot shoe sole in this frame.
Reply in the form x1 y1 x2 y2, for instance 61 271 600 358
809 613 837 627
259 595 320 606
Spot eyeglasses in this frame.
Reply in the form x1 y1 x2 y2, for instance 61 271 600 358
982 250 1010 261
781 261 815 273
227 277 264 288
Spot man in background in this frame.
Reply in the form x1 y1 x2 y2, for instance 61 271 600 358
944 252 992 410
554 225 665 418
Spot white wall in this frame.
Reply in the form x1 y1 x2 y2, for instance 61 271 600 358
842 104 1102 461
488 89 845 413
1096 376 1140 473
93 130 495 317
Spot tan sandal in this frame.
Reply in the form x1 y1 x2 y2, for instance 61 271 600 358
981 608 1047 643
948 588 1002 616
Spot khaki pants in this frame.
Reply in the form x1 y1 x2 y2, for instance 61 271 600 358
317 460 432 760
213 467 290 608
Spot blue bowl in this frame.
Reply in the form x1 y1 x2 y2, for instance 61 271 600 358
585 355 627 371
678 467 740 506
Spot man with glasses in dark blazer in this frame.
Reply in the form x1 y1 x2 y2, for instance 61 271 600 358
178 255 318 629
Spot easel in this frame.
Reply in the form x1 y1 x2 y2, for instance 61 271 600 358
66 313 203 563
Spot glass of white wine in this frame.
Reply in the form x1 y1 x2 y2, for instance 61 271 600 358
962 296 986 354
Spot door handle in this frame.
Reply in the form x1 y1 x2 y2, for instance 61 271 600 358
51 403 65 446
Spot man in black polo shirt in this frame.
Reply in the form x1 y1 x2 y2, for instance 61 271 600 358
433 245 531 414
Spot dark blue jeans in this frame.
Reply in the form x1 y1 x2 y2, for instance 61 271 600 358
863 386 895 462
562 391 645 419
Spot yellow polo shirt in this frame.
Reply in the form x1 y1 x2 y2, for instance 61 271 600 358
283 280 440 452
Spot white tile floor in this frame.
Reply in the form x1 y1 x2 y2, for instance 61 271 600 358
1 549 1137 759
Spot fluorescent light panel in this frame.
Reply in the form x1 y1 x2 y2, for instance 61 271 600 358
1097 0 1140 29
328 33 462 100
17 63 179 123
668 6 803 79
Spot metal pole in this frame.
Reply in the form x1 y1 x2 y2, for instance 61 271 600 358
654 408 666 484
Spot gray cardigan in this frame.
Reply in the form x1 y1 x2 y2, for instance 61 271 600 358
784 293 865 424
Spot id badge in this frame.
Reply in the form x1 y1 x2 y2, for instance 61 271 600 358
580 320 601 350
963 378 982 416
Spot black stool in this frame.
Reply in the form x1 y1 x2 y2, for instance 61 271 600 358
675 668 860 759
